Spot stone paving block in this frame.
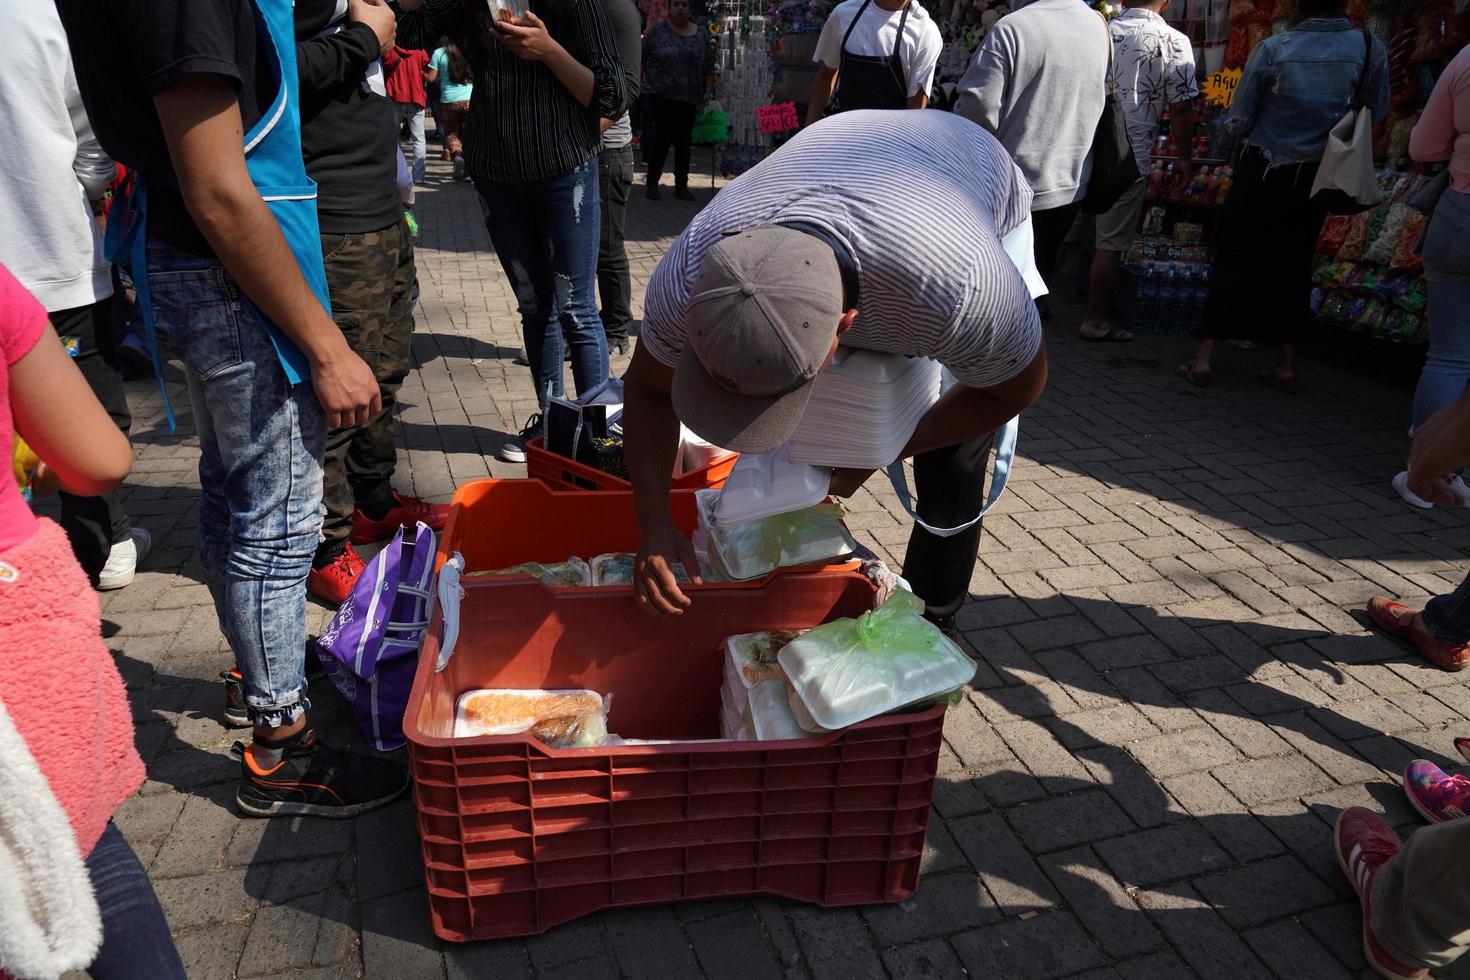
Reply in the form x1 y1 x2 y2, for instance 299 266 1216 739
921 818 968 875
749 899 806 977
1048 703 1160 750
1133 884 1271 980
1265 712 1390 786
1150 655 1251 694
685 908 785 980
950 910 1107 979
151 789 241 877
1094 822 1232 887
1009 614 1106 652
353 800 424 901
1074 744 1180 830
175 920 251 980
1040 845 1164 959
1211 752 1337 808
949 812 1061 912
861 872 1001 945
1007 789 1136 853
881 938 968 979
1195 854 1337 929
604 906 701 979
1112 950 1197 980
968 762 1047 808
1311 697 1424 740
996 718 1095 787
942 698 1016 768
239 896 328 977
227 812 354 867
1242 918 1356 979
932 770 993 818
1386 688 1465 730
1107 668 1207 733
1183 688 1293 759
1161 772 1284 864
1077 635 1176 673
1251 801 1342 889
313 882 360 969
1298 902 1368 975
359 888 446 980
155 868 258 931
1127 726 1241 780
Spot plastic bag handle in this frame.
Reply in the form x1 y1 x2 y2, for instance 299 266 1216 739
433 553 465 672
882 415 1018 539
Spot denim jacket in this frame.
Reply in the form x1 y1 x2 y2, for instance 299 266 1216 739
1222 18 1390 167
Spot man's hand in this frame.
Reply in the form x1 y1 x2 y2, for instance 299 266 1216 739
310 348 382 429
493 11 560 61
29 461 61 498
350 0 397 53
828 466 875 498
1408 399 1470 507
634 518 703 616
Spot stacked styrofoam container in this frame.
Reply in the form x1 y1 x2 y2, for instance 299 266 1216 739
786 350 942 469
718 630 812 741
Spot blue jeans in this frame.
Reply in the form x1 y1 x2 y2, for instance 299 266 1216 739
1412 189 1470 430
1424 570 1470 644
147 241 325 727
86 822 186 979
473 158 609 408
396 101 426 183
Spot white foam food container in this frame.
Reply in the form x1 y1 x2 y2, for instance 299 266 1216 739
713 444 831 527
679 426 736 475
746 679 807 741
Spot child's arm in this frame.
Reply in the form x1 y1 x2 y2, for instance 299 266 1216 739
11 324 132 497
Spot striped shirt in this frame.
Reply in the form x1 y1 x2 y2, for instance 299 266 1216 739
641 110 1042 390
400 0 628 184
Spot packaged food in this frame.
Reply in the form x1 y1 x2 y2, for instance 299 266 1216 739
1172 222 1204 246
696 491 856 582
454 688 609 747
723 629 801 692
720 684 753 740
779 590 977 730
467 558 592 587
747 679 807 741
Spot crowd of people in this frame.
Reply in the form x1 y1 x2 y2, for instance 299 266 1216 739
0 0 1467 976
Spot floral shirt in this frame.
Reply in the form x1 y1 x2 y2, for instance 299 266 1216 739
1109 7 1198 172
643 20 713 106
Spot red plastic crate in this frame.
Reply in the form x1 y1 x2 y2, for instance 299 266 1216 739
437 478 857 580
402 569 946 941
525 436 737 492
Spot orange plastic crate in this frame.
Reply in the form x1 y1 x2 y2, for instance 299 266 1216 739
402 569 946 941
525 436 737 492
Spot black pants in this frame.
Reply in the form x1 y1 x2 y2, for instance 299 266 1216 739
54 297 132 582
1031 202 1083 284
901 431 997 624
645 96 697 188
597 145 635 343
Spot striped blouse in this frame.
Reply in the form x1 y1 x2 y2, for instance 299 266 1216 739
641 110 1043 390
400 0 628 183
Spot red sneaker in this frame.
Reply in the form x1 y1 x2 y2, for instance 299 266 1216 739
1334 807 1429 980
308 544 367 606
350 490 450 545
1366 597 1470 671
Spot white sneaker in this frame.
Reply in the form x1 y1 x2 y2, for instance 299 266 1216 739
98 527 152 591
1393 471 1470 510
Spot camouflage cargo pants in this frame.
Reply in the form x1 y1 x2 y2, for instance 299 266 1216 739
318 219 415 553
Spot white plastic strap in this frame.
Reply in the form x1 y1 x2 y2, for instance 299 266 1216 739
883 415 1019 539
433 553 466 672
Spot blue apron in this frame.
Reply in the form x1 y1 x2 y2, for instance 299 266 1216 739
106 0 328 430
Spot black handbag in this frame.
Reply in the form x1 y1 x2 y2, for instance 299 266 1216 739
1081 12 1142 216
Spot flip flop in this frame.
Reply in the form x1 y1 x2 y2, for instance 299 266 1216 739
1175 363 1212 387
1260 369 1298 394
1079 326 1134 342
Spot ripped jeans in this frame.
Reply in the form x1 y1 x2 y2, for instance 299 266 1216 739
474 158 609 408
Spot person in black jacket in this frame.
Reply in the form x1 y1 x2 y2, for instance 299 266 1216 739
294 0 448 607
597 0 641 356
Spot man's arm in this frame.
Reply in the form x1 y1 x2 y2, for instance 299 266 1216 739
806 66 839 127
953 29 1009 134
906 91 927 110
623 343 703 615
66 69 115 203
297 0 394 95
153 75 379 428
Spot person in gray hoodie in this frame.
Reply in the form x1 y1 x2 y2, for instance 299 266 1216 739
955 0 1109 307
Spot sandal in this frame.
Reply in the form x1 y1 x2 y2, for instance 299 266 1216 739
1260 369 1298 394
1079 325 1134 342
1175 363 1212 387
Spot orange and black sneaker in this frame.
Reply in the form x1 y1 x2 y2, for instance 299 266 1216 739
221 668 250 728
233 729 408 819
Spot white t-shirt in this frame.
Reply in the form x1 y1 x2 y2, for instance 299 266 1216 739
812 0 943 98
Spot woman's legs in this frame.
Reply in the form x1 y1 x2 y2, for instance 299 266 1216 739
541 158 610 397
441 101 469 161
86 822 186 980
671 100 698 191
1412 190 1470 429
645 97 678 194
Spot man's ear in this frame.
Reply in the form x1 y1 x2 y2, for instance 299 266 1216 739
837 308 859 335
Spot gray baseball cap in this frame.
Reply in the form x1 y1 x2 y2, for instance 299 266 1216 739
672 226 845 454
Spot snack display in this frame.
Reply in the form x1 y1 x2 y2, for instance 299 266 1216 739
454 689 610 747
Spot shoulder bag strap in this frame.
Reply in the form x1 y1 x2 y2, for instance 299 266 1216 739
883 415 1019 538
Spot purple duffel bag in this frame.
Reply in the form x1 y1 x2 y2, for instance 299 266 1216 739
315 521 436 751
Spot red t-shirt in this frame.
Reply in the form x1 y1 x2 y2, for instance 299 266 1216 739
383 46 429 108
0 262 46 553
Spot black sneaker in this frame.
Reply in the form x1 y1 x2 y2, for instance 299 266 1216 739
674 185 696 201
645 181 661 200
221 669 250 728
499 413 542 464
233 729 408 819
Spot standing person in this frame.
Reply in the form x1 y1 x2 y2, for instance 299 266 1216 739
623 111 1047 629
804 0 942 126
955 0 1110 306
1394 44 1470 507
641 0 714 201
0 2 150 591
425 38 474 179
53 0 409 817
399 0 629 463
293 0 449 609
384 43 431 184
1176 0 1388 390
0 262 184 980
1080 0 1198 342
599 0 643 356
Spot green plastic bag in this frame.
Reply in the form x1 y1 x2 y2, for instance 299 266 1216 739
704 500 856 581
691 109 729 146
778 590 976 729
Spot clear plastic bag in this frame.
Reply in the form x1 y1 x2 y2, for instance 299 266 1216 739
454 688 610 747
695 491 855 582
591 552 690 587
468 557 592 587
747 679 807 741
778 590 977 730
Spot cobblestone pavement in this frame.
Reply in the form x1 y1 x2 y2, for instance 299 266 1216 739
89 145 1470 980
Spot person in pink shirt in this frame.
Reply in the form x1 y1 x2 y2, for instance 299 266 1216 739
1398 45 1470 508
0 261 183 977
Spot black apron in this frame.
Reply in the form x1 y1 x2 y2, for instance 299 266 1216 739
829 0 911 113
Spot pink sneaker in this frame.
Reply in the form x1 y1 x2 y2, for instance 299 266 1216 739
1333 807 1429 980
1404 760 1470 823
